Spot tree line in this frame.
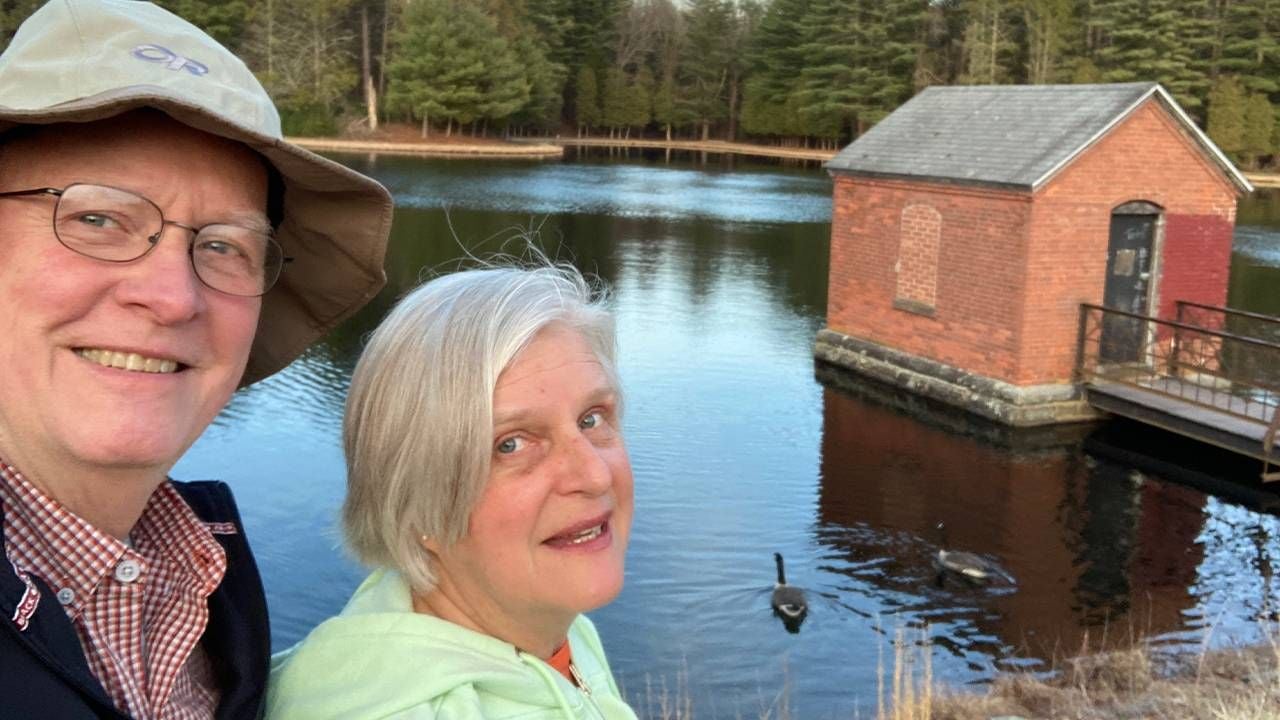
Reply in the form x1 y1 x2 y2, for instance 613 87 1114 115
1 0 1276 168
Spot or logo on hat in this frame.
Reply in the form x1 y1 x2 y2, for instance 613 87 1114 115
131 44 209 76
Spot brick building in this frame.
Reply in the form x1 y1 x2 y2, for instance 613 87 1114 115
815 82 1253 426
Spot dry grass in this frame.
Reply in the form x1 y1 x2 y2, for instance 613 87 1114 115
893 631 1280 720
623 624 1279 719
880 622 935 720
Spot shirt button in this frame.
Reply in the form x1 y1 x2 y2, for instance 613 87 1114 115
114 559 142 583
56 588 75 605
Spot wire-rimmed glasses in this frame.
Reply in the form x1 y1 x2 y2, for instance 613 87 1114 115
0 183 287 297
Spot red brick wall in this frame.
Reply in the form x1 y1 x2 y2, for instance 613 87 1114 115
827 97 1240 388
827 176 1032 381
1022 99 1238 383
896 204 943 309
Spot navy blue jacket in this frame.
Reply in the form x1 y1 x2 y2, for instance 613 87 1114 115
0 481 270 719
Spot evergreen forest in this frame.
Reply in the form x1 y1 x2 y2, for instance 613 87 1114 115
1 0 1277 168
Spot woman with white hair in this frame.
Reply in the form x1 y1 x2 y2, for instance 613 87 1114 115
266 264 638 719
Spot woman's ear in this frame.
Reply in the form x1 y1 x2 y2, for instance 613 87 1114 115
419 533 442 555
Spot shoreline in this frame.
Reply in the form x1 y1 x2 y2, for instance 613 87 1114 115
544 137 836 161
288 136 564 159
290 135 1280 186
288 135 836 162
1247 172 1280 189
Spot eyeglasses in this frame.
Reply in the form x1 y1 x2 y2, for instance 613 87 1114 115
0 183 288 297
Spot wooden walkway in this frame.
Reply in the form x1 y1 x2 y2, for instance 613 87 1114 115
1086 380 1279 463
1076 303 1280 473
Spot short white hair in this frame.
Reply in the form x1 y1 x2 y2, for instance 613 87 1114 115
341 263 619 593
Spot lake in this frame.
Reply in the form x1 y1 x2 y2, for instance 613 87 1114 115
174 152 1280 719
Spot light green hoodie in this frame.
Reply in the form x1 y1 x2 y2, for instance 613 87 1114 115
265 569 638 720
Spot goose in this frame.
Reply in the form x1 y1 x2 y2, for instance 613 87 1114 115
933 523 1015 586
771 552 808 621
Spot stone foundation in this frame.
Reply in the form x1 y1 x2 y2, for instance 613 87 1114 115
814 328 1100 427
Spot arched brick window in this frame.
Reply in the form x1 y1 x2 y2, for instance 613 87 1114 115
895 204 942 314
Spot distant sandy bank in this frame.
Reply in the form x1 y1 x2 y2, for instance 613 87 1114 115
1246 172 1280 189
289 136 563 159
290 132 1278 182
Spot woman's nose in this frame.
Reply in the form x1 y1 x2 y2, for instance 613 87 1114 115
554 432 614 496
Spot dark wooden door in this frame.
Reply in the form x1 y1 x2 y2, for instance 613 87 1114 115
1099 214 1156 363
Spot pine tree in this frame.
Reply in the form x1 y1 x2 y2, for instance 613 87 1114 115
562 0 624 120
1217 0 1280 96
794 0 877 139
626 66 655 136
385 0 491 136
1207 74 1247 158
600 66 629 137
480 0 565 133
155 0 252 51
508 34 566 132
1242 93 1276 169
1090 0 1210 115
652 73 678 140
875 0 929 119
799 0 915 140
680 0 736 140
575 66 601 135
480 43 531 132
744 0 813 136
740 76 782 137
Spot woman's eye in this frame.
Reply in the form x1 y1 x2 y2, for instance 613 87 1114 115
496 436 524 454
579 411 604 430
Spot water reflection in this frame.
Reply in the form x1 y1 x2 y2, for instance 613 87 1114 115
816 369 1278 672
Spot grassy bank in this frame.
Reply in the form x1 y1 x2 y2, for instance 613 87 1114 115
625 624 1279 719
896 634 1279 720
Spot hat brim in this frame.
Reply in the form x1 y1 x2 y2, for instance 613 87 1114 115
0 88 393 386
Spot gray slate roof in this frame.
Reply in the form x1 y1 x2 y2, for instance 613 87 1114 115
826 83 1251 192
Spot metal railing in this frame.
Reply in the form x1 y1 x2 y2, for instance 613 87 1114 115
1174 301 1280 395
1076 303 1280 427
1176 300 1280 343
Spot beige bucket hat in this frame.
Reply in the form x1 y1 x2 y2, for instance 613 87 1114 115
0 0 393 385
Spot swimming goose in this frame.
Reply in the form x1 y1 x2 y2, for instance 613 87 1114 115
771 552 808 620
933 523 1015 585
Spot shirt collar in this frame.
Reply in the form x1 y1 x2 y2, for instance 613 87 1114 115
132 482 227 596
0 460 128 612
0 459 227 606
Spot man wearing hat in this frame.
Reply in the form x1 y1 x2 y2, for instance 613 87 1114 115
0 1 391 717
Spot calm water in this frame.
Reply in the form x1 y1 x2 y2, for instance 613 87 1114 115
174 154 1280 718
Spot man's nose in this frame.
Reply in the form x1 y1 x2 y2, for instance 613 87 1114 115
113 224 205 323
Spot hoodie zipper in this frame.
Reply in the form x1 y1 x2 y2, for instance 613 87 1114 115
569 661 606 717
568 661 591 696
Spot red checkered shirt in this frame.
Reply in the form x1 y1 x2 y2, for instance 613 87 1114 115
1 459 229 720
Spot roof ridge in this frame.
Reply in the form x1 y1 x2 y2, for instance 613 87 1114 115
826 82 1248 194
